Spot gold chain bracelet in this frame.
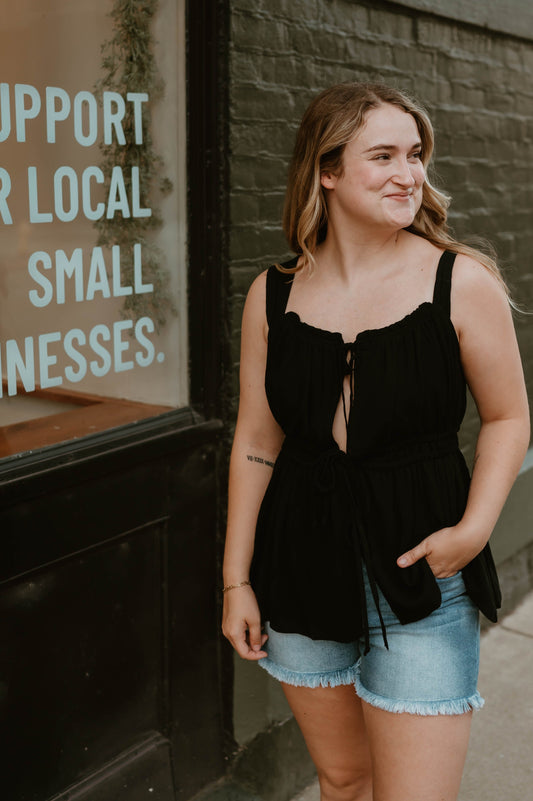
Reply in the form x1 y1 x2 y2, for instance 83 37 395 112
222 580 251 593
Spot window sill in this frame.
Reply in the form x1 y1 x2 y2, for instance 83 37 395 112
0 382 173 459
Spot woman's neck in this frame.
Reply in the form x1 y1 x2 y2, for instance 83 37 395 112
316 227 408 285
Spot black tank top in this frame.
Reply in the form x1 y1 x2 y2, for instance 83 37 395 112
250 250 501 649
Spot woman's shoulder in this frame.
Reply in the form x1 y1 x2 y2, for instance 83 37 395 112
244 269 268 318
248 267 269 291
450 253 511 340
403 232 506 297
450 252 504 294
246 260 298 310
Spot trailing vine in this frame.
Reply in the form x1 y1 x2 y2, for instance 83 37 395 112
95 0 174 331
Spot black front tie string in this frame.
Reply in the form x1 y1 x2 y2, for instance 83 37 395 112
341 343 388 652
341 469 389 653
285 441 389 652
282 335 390 652
350 519 370 654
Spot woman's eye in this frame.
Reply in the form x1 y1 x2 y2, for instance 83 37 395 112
410 151 423 160
374 154 390 161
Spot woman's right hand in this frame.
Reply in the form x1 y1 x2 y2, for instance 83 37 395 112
222 586 268 660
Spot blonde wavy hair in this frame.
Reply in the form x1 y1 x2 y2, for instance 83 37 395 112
281 82 509 298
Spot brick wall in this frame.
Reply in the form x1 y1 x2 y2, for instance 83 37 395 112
227 0 533 458
219 3 533 794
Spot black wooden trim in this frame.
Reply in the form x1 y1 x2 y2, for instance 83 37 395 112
0 515 171 587
0 410 222 498
186 0 234 763
186 0 230 419
47 733 171 801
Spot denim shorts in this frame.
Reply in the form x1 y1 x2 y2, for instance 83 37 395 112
259 570 483 715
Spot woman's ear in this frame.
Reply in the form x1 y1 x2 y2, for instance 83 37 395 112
320 171 336 190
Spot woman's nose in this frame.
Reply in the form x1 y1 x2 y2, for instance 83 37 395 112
393 159 416 186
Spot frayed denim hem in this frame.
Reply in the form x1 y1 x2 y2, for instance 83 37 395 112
354 673 485 716
258 656 359 688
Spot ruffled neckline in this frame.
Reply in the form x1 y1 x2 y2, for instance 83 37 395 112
284 301 434 346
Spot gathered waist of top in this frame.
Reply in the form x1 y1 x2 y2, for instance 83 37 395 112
279 431 460 472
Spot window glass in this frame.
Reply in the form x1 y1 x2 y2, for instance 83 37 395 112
0 0 187 457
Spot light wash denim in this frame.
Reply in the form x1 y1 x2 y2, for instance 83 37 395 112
259 570 483 715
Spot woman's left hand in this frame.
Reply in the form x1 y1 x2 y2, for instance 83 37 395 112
396 523 487 579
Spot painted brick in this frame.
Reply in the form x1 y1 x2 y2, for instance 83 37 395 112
436 53 504 85
493 233 515 263
367 6 415 41
450 82 486 108
229 224 286 262
503 44 526 72
290 26 350 62
413 76 451 106
453 27 495 58
230 265 267 296
522 48 533 72
318 0 369 31
392 44 435 74
231 154 288 192
416 18 455 50
230 123 296 161
483 88 518 115
226 0 533 454
230 191 285 225
231 84 298 122
230 194 261 224
343 37 395 69
500 116 530 142
231 12 291 54
238 52 316 88
234 0 320 22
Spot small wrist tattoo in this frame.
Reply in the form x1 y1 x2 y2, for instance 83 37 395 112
246 454 275 468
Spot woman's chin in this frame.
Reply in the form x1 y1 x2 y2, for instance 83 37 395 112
380 197 418 228
383 209 417 230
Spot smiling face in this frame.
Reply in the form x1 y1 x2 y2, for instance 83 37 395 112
320 103 426 233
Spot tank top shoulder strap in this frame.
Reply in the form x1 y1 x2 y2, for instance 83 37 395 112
432 250 457 317
266 257 297 328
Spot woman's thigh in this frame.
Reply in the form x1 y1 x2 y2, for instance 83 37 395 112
362 703 472 801
357 571 479 800
282 683 372 799
259 622 371 796
262 571 481 799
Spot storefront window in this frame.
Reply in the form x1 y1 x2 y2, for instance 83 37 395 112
0 0 187 457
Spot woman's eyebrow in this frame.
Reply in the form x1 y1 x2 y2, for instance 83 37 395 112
362 141 422 153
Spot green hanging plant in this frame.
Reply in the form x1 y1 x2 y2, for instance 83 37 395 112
95 0 174 332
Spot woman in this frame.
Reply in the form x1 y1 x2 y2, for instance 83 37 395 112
222 83 530 801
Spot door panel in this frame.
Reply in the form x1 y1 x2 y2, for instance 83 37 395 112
0 422 225 801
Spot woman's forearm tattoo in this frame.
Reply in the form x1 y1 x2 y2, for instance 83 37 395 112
246 454 275 468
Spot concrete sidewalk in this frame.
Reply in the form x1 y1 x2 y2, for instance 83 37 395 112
292 591 533 801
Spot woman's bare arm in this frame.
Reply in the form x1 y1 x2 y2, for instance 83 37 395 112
222 271 285 659
398 255 530 576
